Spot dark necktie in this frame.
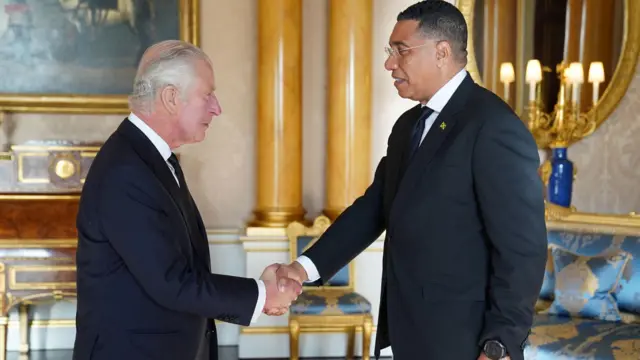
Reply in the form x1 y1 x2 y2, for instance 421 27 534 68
168 153 186 188
408 106 434 157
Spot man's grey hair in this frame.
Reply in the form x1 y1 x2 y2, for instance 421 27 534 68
128 40 211 113
397 1 468 64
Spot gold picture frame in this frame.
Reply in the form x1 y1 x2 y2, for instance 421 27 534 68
0 0 200 114
459 0 640 142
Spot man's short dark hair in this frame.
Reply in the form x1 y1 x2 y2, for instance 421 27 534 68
397 0 468 63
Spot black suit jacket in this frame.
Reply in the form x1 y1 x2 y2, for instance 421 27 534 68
303 73 547 360
73 119 259 360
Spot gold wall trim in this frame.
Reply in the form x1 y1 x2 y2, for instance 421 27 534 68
245 247 382 253
9 266 76 291
206 229 241 236
0 152 12 161
0 235 382 250
11 145 100 152
241 325 378 334
0 195 80 200
0 318 223 329
240 238 288 243
208 240 241 245
7 319 75 328
245 248 290 253
547 222 640 236
545 202 640 234
0 239 77 248
0 234 380 250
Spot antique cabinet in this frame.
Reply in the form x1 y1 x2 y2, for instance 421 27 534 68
0 141 100 359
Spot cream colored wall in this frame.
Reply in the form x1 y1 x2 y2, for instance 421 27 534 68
571 62 640 213
1 0 637 231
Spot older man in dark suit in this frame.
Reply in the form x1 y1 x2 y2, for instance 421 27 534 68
73 40 301 360
274 2 548 360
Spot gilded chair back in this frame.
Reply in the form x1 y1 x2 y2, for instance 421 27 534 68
286 216 354 291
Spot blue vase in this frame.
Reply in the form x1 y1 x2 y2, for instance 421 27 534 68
547 147 573 207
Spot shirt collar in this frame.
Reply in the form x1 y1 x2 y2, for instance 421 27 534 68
422 69 468 112
127 112 172 161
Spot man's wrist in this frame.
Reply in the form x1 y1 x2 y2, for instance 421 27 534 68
482 339 507 360
252 279 266 323
291 261 309 282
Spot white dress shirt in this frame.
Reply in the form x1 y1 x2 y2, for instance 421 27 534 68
295 69 469 282
128 113 180 185
128 113 266 323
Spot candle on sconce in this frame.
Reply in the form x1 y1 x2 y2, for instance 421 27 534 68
567 62 584 103
499 62 515 102
588 61 605 105
525 60 542 102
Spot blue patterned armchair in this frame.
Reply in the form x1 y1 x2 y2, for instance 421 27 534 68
286 216 373 360
524 203 640 359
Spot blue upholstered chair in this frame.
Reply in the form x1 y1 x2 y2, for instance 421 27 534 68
286 216 373 360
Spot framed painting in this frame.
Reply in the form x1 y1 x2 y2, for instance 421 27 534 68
0 0 199 114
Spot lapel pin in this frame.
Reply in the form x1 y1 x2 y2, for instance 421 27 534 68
440 121 446 130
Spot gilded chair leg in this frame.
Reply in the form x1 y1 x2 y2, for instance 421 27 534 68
289 319 300 360
346 326 355 359
18 303 29 355
362 316 373 360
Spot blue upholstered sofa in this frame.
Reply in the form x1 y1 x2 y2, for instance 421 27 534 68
525 203 640 359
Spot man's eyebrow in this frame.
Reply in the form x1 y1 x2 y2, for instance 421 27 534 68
389 40 410 47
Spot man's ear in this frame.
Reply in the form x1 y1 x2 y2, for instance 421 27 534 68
435 41 451 67
160 85 179 114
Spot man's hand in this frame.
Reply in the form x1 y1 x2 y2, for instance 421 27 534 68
261 264 302 316
275 261 309 284
262 262 309 316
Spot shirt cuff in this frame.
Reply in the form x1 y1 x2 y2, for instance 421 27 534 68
295 255 321 282
251 279 266 324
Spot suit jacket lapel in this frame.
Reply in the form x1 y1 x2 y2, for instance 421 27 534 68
409 109 457 172
389 75 475 221
411 75 474 172
383 104 423 217
191 199 212 271
178 178 212 269
116 119 200 261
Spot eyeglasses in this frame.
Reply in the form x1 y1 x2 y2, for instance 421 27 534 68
384 43 430 58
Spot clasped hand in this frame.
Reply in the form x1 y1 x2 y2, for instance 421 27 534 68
260 262 308 316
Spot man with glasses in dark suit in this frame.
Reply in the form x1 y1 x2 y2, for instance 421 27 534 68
274 2 547 360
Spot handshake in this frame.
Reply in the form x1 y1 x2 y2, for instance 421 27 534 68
260 261 309 316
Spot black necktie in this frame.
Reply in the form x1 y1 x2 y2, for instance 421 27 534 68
168 153 186 188
408 106 434 157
